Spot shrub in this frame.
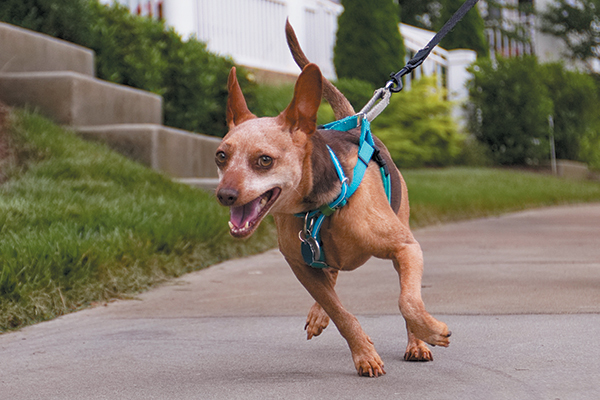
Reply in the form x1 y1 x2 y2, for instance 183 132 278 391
580 127 600 170
371 76 464 168
333 78 376 111
0 0 92 45
466 56 553 166
467 56 600 167
246 83 294 118
436 0 489 58
334 0 406 88
539 62 600 161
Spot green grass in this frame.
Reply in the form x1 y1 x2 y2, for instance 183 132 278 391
0 109 277 332
1 109 600 333
404 168 600 228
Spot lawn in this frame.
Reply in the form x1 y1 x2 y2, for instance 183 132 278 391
0 109 276 332
404 167 600 228
1 109 599 332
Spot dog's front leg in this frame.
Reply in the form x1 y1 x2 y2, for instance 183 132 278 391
393 240 451 353
286 259 385 377
305 269 337 340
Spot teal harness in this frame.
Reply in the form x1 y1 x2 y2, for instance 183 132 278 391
297 114 391 268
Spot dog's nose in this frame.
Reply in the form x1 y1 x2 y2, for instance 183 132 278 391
217 187 239 206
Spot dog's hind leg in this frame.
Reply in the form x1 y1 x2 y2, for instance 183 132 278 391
392 240 451 352
305 269 338 339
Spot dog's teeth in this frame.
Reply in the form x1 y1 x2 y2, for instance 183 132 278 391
228 221 234 230
260 197 267 207
244 221 250 230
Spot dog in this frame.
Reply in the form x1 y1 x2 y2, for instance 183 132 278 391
214 22 450 377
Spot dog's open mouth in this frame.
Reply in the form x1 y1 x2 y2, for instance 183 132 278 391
228 187 281 238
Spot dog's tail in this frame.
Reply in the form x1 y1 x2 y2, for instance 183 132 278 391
285 20 355 120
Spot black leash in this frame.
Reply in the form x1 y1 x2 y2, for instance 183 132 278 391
360 0 480 121
385 0 480 93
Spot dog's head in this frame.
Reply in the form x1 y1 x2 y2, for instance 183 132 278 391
215 64 323 238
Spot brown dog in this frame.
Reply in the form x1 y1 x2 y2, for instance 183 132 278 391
214 23 450 377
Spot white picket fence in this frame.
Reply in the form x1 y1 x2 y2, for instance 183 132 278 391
103 0 475 103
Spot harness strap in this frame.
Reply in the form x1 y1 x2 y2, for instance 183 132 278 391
298 114 391 268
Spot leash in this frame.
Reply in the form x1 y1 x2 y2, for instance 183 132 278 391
297 0 480 268
361 0 480 121
298 114 391 269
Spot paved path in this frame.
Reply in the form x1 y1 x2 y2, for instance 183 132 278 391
1 204 599 399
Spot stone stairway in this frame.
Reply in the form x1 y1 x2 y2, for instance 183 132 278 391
0 22 220 191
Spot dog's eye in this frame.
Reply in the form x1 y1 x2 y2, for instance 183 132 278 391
258 155 273 168
215 151 227 165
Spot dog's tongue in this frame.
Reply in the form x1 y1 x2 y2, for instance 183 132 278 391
230 197 262 229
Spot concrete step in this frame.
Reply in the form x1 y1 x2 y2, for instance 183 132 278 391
0 22 221 191
0 71 162 126
0 22 94 76
174 178 219 191
75 124 221 179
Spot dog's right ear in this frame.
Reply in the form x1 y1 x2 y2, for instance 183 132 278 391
226 67 256 128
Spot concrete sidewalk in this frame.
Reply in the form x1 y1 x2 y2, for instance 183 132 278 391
1 204 599 399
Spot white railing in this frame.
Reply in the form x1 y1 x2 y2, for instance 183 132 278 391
400 24 476 103
160 0 342 79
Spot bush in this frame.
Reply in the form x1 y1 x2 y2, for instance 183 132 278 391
333 78 376 111
436 0 489 58
246 83 294 118
579 116 600 170
0 0 92 45
334 0 405 88
371 76 464 168
466 56 553 166
539 62 600 162
467 56 600 167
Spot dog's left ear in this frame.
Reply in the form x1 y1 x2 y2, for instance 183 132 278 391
279 63 323 136
227 67 257 128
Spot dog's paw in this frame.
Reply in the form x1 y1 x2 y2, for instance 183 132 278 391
407 318 451 348
354 348 386 378
404 340 433 362
304 303 330 340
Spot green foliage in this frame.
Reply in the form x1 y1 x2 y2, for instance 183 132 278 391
398 0 440 29
579 123 600 170
467 56 600 167
539 62 600 161
86 2 168 93
371 76 464 168
0 109 276 331
466 56 553 166
333 78 375 111
0 0 93 45
246 83 294 118
540 0 600 72
334 0 406 88
436 0 489 57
